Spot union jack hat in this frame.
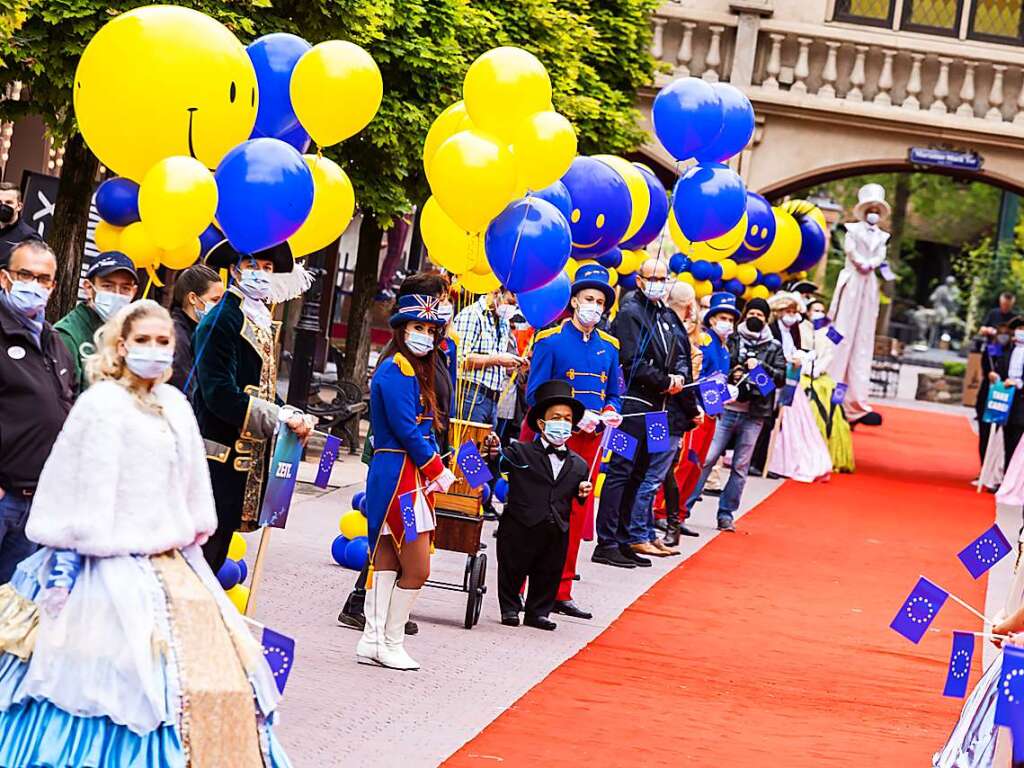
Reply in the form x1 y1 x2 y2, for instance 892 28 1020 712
389 293 445 328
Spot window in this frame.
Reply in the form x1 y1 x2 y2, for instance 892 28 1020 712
833 0 897 26
901 0 965 35
969 0 1024 42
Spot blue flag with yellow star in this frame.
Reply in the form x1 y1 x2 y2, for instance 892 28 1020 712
605 427 637 461
314 434 341 489
958 524 1012 579
457 440 493 489
943 631 975 698
645 411 670 453
261 626 296 694
890 576 948 644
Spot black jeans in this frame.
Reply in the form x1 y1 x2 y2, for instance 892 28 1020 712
596 415 650 549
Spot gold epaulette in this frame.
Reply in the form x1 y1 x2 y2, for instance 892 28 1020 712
533 320 567 343
597 329 620 349
699 332 712 346
392 353 415 376
447 328 461 346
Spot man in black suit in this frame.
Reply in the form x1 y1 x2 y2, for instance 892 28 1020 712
497 380 592 630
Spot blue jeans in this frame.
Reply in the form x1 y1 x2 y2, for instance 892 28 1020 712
627 435 681 544
0 493 37 584
457 383 498 426
685 411 764 521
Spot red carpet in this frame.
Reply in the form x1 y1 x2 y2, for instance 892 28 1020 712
446 406 994 766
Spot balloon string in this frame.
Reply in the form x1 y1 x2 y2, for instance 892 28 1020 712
505 195 534 289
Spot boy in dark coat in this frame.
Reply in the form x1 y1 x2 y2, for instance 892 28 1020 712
497 380 592 630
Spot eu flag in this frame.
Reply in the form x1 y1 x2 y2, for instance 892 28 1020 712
645 411 671 452
699 378 726 416
261 627 296 694
314 434 341 489
988 342 1005 358
958 524 1012 579
996 644 1024 727
749 364 776 396
832 382 848 405
890 576 948 643
826 326 844 345
943 631 975 698
457 440 493 489
398 491 418 542
606 427 637 461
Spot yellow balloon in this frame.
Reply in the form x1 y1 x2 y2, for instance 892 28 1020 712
750 285 770 300
751 208 801 275
287 155 356 258
225 584 250 613
617 249 645 275
421 197 484 274
423 101 474 173
565 258 596 281
160 239 201 271
669 209 747 262
339 510 369 540
693 279 714 298
290 41 383 148
736 264 758 286
139 156 217 250
74 6 257 181
718 258 738 281
677 271 695 286
607 269 618 287
457 268 501 294
427 128 517 233
120 222 161 270
512 111 577 191
593 155 649 243
227 532 247 561
781 199 828 235
742 287 755 301
94 221 123 253
463 47 552 143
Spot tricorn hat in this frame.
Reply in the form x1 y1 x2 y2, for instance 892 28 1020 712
204 239 294 274
527 379 585 433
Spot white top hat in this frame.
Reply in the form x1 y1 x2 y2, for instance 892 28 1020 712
853 183 891 220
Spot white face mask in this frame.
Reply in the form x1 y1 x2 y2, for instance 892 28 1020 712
239 269 272 301
124 345 174 380
92 290 131 321
1015 330 1024 346
641 279 667 302
436 302 454 324
6 280 50 318
810 310 826 322
575 302 602 328
865 212 881 225
496 303 517 322
405 329 434 357
713 320 734 338
195 300 216 320
542 419 572 446
781 313 800 327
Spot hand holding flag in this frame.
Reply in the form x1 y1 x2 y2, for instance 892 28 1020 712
457 440 493 489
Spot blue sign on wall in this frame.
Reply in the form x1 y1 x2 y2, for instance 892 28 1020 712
908 147 983 172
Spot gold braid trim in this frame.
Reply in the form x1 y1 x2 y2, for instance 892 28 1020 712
0 584 38 660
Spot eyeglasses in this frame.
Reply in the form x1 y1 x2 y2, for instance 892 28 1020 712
640 275 667 283
4 268 55 290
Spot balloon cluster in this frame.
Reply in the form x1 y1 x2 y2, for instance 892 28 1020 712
331 491 370 571
76 6 380 277
218 532 251 613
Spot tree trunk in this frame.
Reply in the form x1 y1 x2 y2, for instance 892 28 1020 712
47 133 99 323
877 173 911 334
340 216 383 388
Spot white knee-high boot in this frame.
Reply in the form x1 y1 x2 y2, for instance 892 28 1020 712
356 570 397 665
377 586 421 671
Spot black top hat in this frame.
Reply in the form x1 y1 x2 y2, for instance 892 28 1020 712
204 239 294 274
527 379 585 433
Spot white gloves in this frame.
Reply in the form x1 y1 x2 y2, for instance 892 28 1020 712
726 384 740 403
577 410 601 433
427 468 457 494
600 410 623 428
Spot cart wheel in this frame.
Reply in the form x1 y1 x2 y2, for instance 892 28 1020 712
462 555 474 592
464 553 487 629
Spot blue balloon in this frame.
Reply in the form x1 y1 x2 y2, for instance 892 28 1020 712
199 224 224 258
762 273 783 291
494 477 509 503
652 77 724 162
695 83 755 164
597 247 623 270
668 253 690 274
343 536 370 571
723 278 745 296
732 192 776 264
214 138 314 254
247 33 312 139
530 181 573 223
351 491 366 512
517 270 570 328
788 212 828 273
217 559 241 590
358 495 367 514
270 121 312 155
690 260 714 282
560 157 632 259
95 178 140 227
711 278 723 291
708 262 723 282
485 197 571 293
331 534 350 566
236 559 248 583
480 483 492 504
619 271 638 291
620 164 670 251
671 163 747 243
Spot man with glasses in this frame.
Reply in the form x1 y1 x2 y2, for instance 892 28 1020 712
0 237 75 582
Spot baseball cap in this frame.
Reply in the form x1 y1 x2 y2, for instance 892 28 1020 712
87 251 138 281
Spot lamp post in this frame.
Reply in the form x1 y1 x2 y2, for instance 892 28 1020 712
286 267 326 410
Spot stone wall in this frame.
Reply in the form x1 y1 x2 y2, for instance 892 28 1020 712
915 371 964 403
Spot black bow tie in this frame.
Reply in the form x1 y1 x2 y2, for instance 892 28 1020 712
544 444 568 460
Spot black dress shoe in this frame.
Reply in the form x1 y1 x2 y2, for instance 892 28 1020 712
591 546 637 569
405 621 419 635
572 574 581 581
501 612 520 626
619 544 652 568
524 615 557 631
553 600 593 620
337 610 365 631
704 488 722 497
679 525 700 537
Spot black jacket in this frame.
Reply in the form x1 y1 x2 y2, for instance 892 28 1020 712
170 307 197 394
727 330 786 420
664 312 701 436
501 438 588 532
0 298 76 492
0 219 37 270
610 292 690 415
992 349 1024 426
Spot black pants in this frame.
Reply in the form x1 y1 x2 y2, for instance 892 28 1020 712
497 515 568 620
1006 423 1024 471
663 446 682 525
596 415 650 548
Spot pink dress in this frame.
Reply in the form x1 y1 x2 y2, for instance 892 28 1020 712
768 383 833 483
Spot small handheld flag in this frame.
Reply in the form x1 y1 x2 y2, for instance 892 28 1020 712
832 382 848 405
749 364 776 396
995 644 1024 726
314 434 341 489
943 631 975 698
261 627 296 694
890 576 948 643
699 378 726 416
398 491 418 542
778 383 796 408
457 440 493 489
957 524 1012 579
987 342 1005 358
645 411 670 453
826 326 844 345
606 427 638 461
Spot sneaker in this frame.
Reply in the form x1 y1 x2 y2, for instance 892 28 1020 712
717 515 736 532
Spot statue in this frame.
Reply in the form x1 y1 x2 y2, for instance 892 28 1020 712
929 276 961 326
827 183 893 427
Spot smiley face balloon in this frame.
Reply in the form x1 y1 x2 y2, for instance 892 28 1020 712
731 191 776 264
560 156 632 259
74 6 259 181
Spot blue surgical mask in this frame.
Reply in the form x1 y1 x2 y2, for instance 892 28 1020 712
196 300 215 320
542 419 572 446
436 302 454 324
239 269 272 301
124 345 174 380
6 280 50 318
92 290 131 321
405 329 434 357
641 280 667 302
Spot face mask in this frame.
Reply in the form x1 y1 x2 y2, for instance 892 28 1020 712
1015 331 1024 346
124 345 174 380
6 279 49 317
542 419 572 446
92 290 130 321
576 302 602 328
998 334 1011 345
744 317 765 334
0 203 14 225
781 313 800 327
436 302 454 324
866 212 881 225
713 320 733 338
810 310 826 322
641 280 667 302
239 269 272 301
496 303 517 321
405 329 435 357
195 300 215 320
